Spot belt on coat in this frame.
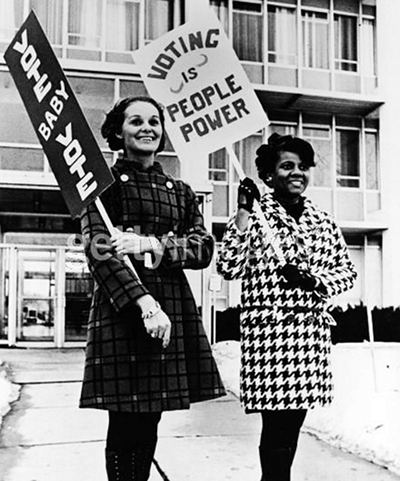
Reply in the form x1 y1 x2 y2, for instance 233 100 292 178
241 305 336 325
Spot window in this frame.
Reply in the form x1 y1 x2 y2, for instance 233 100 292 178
0 72 38 145
233 132 263 181
269 123 297 137
0 0 180 63
210 0 229 33
0 0 24 52
233 1 263 62
337 238 363 308
302 10 329 69
361 16 376 77
106 0 141 60
30 0 63 46
68 0 102 60
303 126 332 187
209 148 228 182
336 129 360 188
145 0 173 43
337 235 382 309
365 131 378 190
334 14 358 72
68 77 114 149
0 146 44 172
268 5 296 65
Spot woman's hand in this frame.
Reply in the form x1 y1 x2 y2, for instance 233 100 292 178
143 310 171 349
237 177 261 213
111 228 140 255
136 295 171 348
235 177 261 232
111 228 161 256
278 263 326 293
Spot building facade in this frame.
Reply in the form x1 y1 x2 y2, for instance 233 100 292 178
0 0 396 347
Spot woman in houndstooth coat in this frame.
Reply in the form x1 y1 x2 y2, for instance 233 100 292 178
79 96 225 481
217 133 356 481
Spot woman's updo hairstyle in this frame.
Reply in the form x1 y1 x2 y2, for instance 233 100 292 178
255 133 315 184
101 96 166 153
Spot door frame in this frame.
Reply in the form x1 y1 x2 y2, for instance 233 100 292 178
1 245 71 348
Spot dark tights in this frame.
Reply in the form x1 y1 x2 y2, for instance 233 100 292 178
105 412 162 481
259 409 307 481
106 411 162 450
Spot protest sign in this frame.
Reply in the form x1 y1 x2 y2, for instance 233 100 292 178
132 9 269 160
4 11 114 219
133 10 285 263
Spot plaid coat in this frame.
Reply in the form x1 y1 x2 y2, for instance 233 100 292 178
79 159 226 413
217 193 356 411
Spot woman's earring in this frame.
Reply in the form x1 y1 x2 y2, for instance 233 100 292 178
265 175 273 187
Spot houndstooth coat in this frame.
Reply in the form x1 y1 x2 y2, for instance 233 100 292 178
79 159 226 413
217 193 356 411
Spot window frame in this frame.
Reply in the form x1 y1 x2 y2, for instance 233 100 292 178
232 0 264 63
335 127 361 188
267 3 297 66
334 11 359 73
0 0 181 66
301 8 330 70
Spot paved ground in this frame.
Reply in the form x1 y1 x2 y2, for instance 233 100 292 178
0 348 400 481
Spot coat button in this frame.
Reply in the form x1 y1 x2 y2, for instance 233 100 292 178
286 314 295 322
120 174 129 182
166 181 173 189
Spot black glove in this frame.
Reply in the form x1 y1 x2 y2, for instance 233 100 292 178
279 263 317 291
237 177 261 213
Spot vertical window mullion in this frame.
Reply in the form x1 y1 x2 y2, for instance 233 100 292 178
357 1 362 76
62 0 68 59
263 0 267 67
329 0 334 89
101 0 106 62
360 118 367 220
297 0 302 87
332 115 337 217
139 0 145 48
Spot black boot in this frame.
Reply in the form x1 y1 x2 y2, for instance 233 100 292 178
259 447 293 481
105 441 156 481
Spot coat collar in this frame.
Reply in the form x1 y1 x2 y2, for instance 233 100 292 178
262 193 320 228
114 158 165 175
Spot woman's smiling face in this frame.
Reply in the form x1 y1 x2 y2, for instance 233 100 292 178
119 101 163 156
271 151 311 201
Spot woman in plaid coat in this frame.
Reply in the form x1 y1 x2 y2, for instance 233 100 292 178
79 96 226 481
217 133 356 481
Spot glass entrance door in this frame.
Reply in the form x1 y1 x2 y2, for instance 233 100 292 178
64 247 92 342
16 250 56 342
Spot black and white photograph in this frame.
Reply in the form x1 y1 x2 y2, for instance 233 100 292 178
0 1 399 480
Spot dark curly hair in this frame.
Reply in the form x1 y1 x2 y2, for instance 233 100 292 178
255 133 315 183
101 96 166 153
